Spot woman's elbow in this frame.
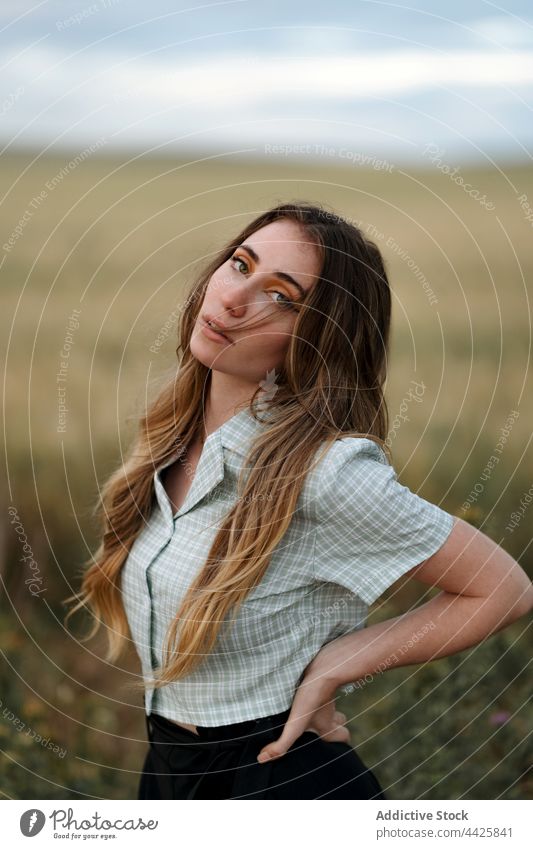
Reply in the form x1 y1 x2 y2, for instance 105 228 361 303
476 530 533 622
501 563 533 623
512 578 533 620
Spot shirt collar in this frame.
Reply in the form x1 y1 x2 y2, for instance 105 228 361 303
153 402 270 522
218 404 269 454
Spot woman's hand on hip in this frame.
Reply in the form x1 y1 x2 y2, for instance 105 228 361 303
256 661 350 763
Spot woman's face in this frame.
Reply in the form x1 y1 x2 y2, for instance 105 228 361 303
191 219 322 385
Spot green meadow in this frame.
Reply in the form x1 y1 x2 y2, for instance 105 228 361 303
1 151 532 799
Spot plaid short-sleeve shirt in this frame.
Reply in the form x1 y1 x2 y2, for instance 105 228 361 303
121 405 455 726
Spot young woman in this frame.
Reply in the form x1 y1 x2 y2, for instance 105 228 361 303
65 201 532 800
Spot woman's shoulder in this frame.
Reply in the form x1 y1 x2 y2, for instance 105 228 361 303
329 433 389 464
314 433 391 475
300 434 393 521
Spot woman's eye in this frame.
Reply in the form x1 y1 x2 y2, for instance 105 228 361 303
230 255 248 273
230 254 296 311
270 291 296 310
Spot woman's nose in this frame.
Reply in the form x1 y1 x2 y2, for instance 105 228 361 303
218 286 249 316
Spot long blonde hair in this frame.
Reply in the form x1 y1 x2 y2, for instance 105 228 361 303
63 201 392 690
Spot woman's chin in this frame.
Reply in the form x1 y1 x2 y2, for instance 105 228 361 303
189 337 232 369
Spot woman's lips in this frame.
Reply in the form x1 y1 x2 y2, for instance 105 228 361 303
201 319 232 344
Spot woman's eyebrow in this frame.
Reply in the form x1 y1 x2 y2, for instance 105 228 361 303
238 243 307 298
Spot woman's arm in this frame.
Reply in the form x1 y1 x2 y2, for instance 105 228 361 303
309 517 532 689
256 517 533 762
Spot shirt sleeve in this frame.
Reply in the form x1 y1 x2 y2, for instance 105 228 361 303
312 437 456 606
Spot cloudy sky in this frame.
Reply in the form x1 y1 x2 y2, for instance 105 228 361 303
1 0 533 163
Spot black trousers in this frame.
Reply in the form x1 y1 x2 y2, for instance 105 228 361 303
138 708 387 800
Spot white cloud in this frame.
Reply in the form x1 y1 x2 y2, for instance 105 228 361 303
4 45 533 109
1 43 533 159
467 15 533 47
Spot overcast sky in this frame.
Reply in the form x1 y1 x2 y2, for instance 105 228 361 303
1 0 533 164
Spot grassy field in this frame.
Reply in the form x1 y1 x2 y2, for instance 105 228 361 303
1 151 532 798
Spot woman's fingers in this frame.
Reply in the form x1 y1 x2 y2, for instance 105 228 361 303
256 681 332 762
312 710 351 742
255 675 342 763
256 711 308 762
320 724 352 743
256 700 352 762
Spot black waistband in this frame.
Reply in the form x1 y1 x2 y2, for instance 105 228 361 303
147 707 292 744
144 707 296 798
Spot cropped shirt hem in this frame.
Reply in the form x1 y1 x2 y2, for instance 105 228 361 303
145 693 296 726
